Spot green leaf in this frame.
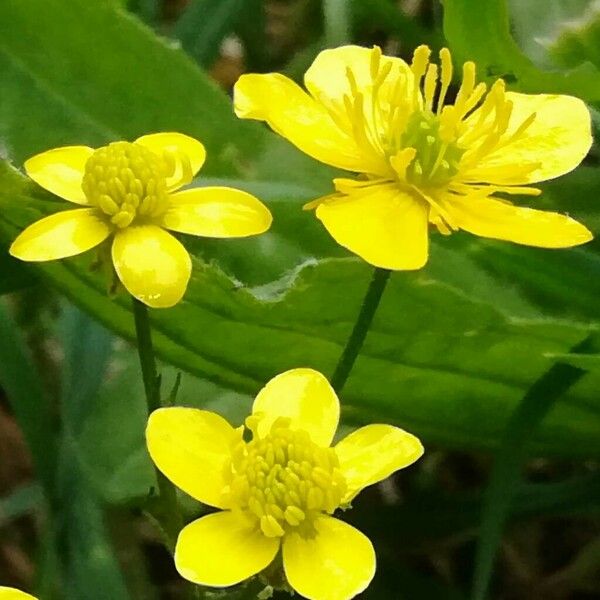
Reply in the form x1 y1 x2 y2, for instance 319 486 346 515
0 246 36 294
0 483 43 525
442 0 600 102
2 163 600 460
174 0 243 68
0 0 264 172
56 306 131 599
0 298 57 493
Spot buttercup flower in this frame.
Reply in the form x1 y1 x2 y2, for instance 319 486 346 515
146 368 423 600
234 45 593 269
10 133 272 307
0 588 36 600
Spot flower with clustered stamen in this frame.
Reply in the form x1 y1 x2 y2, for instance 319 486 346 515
10 133 272 307
0 588 36 600
146 368 423 600
234 45 593 270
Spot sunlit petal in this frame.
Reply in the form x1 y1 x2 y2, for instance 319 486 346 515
252 368 339 447
24 146 93 204
336 424 423 502
234 73 364 172
0 588 37 600
283 516 375 600
135 132 206 189
111 225 191 308
316 184 429 270
447 193 593 248
464 92 592 184
162 187 272 238
175 512 280 587
9 208 110 261
146 407 239 508
304 45 413 107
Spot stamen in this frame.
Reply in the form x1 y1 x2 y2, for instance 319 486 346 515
225 418 347 538
82 141 170 227
424 63 438 112
437 47 453 114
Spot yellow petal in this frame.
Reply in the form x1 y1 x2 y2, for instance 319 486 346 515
316 184 429 270
162 187 272 238
175 512 280 587
464 92 592 184
0 588 37 600
447 193 593 248
234 73 364 172
304 45 413 107
9 208 111 261
111 225 191 308
135 132 206 189
146 407 238 508
283 516 376 600
252 368 339 447
24 145 93 204
335 424 423 502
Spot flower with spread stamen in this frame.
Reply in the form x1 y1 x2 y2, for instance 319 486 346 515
0 588 36 600
146 368 423 600
234 45 593 269
10 133 272 307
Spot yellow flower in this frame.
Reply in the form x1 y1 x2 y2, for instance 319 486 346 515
146 368 423 600
234 45 593 270
0 588 36 600
10 133 272 307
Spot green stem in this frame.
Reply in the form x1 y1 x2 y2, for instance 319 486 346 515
330 267 391 393
131 297 183 552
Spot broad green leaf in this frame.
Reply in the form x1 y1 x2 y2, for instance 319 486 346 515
442 0 600 102
2 163 600 459
0 0 264 172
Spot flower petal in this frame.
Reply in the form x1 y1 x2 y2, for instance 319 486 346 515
135 132 206 189
316 184 429 270
24 146 93 204
0 588 37 600
447 193 592 248
234 73 364 172
146 407 239 508
252 368 339 447
9 209 111 261
335 424 423 502
162 187 272 238
304 45 413 107
283 516 376 600
175 512 280 587
464 92 592 184
111 225 191 308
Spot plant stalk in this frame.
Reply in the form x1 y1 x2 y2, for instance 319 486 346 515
330 267 391 393
131 297 183 552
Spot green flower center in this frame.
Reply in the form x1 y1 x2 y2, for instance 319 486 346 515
82 141 172 228
226 417 347 538
401 111 464 187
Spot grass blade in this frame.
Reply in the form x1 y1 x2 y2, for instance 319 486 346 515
471 333 600 600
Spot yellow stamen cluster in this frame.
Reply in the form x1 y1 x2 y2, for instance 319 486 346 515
225 417 347 538
82 142 173 228
325 45 539 194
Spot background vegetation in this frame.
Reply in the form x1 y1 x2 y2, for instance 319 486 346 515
0 0 599 598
